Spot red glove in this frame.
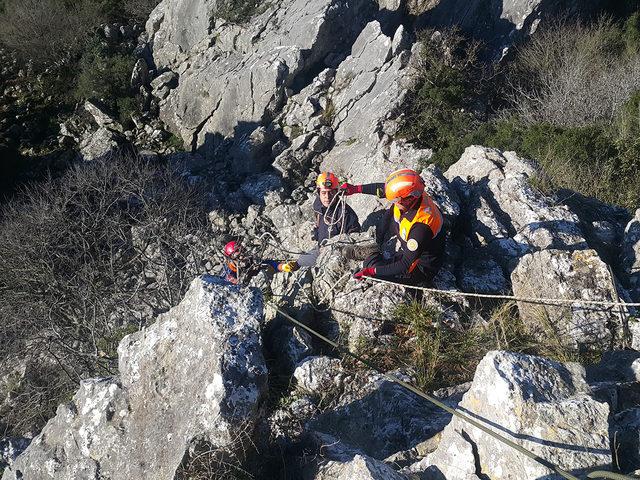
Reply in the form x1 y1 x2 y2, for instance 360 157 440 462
340 182 362 196
353 267 376 280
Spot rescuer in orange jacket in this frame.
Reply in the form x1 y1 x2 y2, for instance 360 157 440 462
341 168 445 285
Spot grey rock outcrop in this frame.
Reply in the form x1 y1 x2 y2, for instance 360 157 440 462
511 249 620 351
294 356 343 392
320 21 424 224
422 351 611 479
446 146 587 264
310 370 458 460
84 101 123 133
148 0 376 171
4 276 267 480
303 432 408 480
130 58 149 89
622 209 640 302
78 126 125 162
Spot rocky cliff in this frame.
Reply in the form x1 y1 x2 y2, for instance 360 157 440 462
3 0 640 479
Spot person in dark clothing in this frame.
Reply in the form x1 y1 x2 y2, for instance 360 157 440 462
292 172 361 268
313 172 361 244
341 168 445 285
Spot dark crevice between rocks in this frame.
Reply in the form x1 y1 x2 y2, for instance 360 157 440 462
460 429 490 480
190 96 223 154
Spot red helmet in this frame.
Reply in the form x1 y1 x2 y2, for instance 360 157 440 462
223 240 241 258
384 168 425 202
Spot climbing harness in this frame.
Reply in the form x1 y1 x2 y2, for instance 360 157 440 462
266 302 636 480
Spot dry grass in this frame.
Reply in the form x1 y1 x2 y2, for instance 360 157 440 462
382 300 593 392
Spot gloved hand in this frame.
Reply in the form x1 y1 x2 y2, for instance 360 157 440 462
278 261 300 273
353 266 376 280
340 182 362 196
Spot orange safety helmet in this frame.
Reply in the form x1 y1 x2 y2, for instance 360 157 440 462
316 172 339 190
384 168 425 202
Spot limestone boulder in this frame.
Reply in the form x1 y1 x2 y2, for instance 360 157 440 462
4 276 268 480
84 101 123 132
78 127 125 162
446 147 587 268
622 209 640 302
294 356 343 392
303 433 408 480
263 191 317 254
423 351 611 479
511 249 621 351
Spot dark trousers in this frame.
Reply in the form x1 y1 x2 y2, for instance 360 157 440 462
363 252 441 287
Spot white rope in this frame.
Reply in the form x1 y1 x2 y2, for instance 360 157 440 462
362 275 640 309
322 190 347 242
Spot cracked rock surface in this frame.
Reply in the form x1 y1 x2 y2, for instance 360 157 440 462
417 351 611 480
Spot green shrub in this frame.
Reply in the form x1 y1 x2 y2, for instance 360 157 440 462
389 301 597 391
622 11 640 54
116 96 138 128
391 302 542 390
75 43 135 103
74 41 137 118
399 28 487 151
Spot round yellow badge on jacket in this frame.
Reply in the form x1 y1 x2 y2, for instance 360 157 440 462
407 239 418 251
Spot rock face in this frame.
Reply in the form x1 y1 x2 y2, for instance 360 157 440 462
423 351 611 480
147 0 376 170
320 21 424 224
78 126 124 162
445 146 588 264
511 249 621 351
622 209 640 302
3 276 268 480
310 370 457 460
303 432 408 480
